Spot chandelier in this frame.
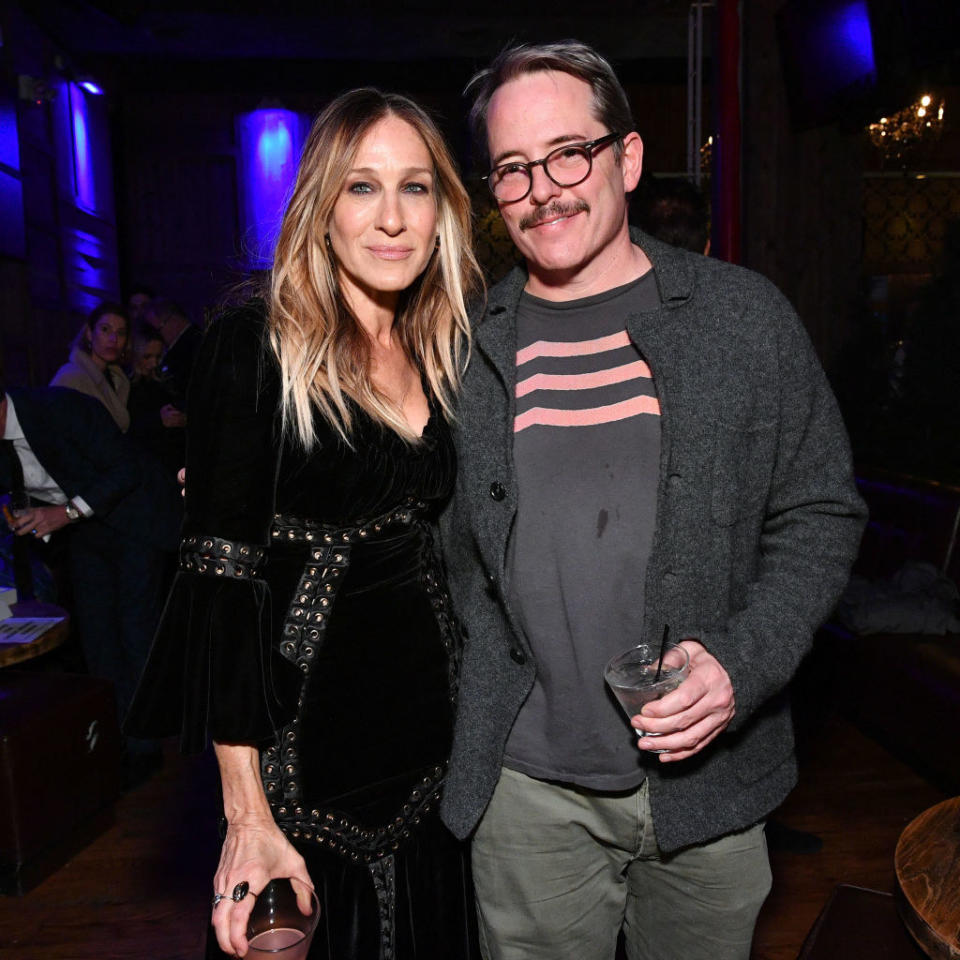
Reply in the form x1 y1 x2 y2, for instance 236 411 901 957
867 94 946 165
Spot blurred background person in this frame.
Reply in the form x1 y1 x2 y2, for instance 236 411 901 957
127 284 156 328
127 325 186 475
629 173 711 256
143 298 202 412
1 375 181 787
50 301 131 432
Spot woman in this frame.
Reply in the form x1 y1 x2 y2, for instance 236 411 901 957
127 89 482 959
51 301 131 431
127 326 186 475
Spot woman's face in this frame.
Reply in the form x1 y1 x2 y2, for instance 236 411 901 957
135 340 163 377
327 115 438 312
88 313 128 367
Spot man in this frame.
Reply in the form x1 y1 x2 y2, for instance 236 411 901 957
630 173 711 256
438 41 865 960
1 381 180 779
127 284 155 327
143 298 202 410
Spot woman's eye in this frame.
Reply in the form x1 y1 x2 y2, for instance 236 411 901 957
403 182 430 195
348 182 373 195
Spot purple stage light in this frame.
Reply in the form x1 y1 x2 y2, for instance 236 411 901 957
237 108 308 268
78 80 104 96
69 83 95 211
829 1 876 77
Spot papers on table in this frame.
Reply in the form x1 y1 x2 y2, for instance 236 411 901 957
0 617 66 644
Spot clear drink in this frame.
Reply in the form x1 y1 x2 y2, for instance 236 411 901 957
610 673 684 720
604 642 690 753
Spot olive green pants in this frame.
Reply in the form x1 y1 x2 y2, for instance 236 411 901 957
472 766 771 960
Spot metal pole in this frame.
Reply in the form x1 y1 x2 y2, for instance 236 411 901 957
713 0 741 264
695 0 704 187
687 5 696 181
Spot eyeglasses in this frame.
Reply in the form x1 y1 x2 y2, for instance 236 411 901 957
483 132 622 203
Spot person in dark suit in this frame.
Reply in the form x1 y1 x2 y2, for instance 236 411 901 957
143 298 202 412
1 380 181 777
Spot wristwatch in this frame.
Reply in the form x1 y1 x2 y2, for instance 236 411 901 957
64 500 82 522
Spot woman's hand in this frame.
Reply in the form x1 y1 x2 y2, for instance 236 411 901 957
211 742 314 956
211 815 312 957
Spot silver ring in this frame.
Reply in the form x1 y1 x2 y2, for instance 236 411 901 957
212 892 226 908
231 880 252 903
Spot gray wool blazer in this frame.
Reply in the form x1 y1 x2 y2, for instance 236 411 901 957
437 229 866 853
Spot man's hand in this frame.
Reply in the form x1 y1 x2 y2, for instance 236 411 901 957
632 640 735 762
160 404 186 428
11 505 72 539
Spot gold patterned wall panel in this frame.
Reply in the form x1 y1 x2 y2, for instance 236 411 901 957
469 182 521 284
863 176 960 275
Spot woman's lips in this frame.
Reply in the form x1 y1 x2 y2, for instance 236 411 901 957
367 245 414 260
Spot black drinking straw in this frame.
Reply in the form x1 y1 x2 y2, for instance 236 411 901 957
654 623 670 681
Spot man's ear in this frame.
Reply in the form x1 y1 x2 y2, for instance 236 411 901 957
620 132 643 193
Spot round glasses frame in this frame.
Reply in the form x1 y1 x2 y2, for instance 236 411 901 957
483 132 623 203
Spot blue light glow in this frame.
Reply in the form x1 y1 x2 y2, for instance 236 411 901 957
64 227 118 313
0 99 20 171
70 83 96 211
826 1 876 80
237 109 308 267
79 80 104 96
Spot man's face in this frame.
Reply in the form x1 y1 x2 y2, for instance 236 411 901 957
485 70 641 283
129 293 150 321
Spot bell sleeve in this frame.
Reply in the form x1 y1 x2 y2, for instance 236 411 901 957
125 304 300 752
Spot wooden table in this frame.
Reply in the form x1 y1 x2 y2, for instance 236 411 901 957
0 601 68 668
896 796 960 959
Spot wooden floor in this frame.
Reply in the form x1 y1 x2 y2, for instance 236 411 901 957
0 710 946 960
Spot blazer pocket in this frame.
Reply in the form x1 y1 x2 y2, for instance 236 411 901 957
710 420 777 526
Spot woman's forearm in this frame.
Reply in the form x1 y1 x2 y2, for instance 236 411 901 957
214 741 274 825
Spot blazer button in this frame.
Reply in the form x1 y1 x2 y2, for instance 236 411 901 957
489 482 506 501
509 647 526 665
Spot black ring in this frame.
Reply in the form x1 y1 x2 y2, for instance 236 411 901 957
231 880 251 902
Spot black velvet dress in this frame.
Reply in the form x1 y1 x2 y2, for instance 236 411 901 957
126 305 478 960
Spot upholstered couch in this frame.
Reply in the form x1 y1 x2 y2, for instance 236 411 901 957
807 470 960 791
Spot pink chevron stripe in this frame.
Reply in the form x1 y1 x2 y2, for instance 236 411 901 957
516 359 652 398
515 395 661 432
516 330 632 366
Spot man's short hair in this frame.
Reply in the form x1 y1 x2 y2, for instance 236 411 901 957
144 298 188 329
630 175 710 255
465 40 635 169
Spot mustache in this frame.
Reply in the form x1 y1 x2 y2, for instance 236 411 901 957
519 200 589 231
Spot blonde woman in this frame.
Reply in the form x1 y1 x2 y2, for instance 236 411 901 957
50 301 131 431
127 89 482 959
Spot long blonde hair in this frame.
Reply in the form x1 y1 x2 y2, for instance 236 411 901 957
269 88 482 447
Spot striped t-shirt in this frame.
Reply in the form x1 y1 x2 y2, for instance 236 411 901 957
504 272 662 789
